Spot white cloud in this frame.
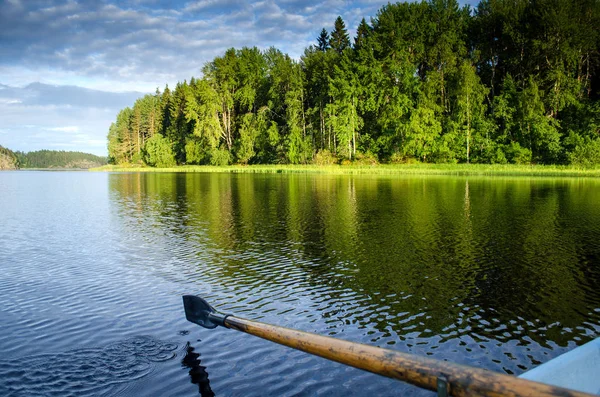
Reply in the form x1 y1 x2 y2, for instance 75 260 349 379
0 99 23 104
1 0 380 92
0 83 144 156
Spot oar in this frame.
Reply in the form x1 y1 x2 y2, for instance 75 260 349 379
182 295 594 397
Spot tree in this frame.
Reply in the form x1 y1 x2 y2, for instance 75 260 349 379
317 28 330 52
185 137 204 165
450 60 490 163
236 110 269 164
107 107 134 164
328 50 362 160
285 61 311 164
203 48 239 151
184 79 223 162
354 18 371 51
302 46 337 154
144 134 176 167
235 47 267 114
519 77 561 163
353 17 385 156
129 93 162 162
370 1 430 158
403 105 442 161
266 48 311 163
330 16 350 54
425 0 469 115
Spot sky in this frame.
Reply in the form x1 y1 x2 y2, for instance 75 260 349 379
0 0 477 157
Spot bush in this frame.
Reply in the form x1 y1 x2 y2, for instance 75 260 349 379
475 143 508 164
429 142 458 164
143 134 176 167
388 152 423 164
490 148 508 164
185 138 205 165
313 149 337 165
131 152 144 165
568 138 600 168
209 147 232 166
353 151 379 165
505 142 532 164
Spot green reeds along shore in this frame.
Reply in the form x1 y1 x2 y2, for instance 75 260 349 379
90 163 600 177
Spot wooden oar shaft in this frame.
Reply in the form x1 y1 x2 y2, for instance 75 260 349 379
224 316 593 397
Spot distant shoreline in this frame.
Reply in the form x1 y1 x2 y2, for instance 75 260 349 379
90 164 600 178
17 168 91 171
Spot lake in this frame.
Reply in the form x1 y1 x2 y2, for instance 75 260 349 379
1 171 599 396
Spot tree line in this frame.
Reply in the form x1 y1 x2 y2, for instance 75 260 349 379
0 148 108 169
107 0 600 167
17 150 108 168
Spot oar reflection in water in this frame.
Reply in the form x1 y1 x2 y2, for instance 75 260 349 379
182 342 215 397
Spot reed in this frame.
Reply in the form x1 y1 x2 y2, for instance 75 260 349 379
91 163 600 177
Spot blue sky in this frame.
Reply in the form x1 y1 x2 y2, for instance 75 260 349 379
0 0 477 156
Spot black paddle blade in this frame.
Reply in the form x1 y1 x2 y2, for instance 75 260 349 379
183 295 227 329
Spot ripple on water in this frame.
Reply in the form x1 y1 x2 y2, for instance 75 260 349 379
0 336 178 397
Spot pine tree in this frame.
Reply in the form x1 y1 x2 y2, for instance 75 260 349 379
329 16 350 54
317 28 330 52
354 18 371 50
329 51 362 159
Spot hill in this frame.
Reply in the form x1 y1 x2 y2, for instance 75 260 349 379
17 150 108 169
0 145 19 170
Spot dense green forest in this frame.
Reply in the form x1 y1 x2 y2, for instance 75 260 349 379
15 150 108 168
0 145 19 170
107 0 600 167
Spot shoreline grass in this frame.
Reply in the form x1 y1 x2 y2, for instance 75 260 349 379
90 163 600 177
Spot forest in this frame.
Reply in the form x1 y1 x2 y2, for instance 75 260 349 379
107 0 600 168
16 150 108 169
0 148 108 169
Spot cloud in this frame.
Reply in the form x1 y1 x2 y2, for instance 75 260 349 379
0 82 145 155
184 0 249 15
0 0 383 92
0 82 144 108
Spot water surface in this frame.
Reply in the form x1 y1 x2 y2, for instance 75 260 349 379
1 171 599 396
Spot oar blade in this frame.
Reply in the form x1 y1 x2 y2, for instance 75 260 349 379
182 295 220 329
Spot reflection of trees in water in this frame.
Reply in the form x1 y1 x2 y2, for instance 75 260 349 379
108 174 600 346
182 343 215 397
460 181 595 344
